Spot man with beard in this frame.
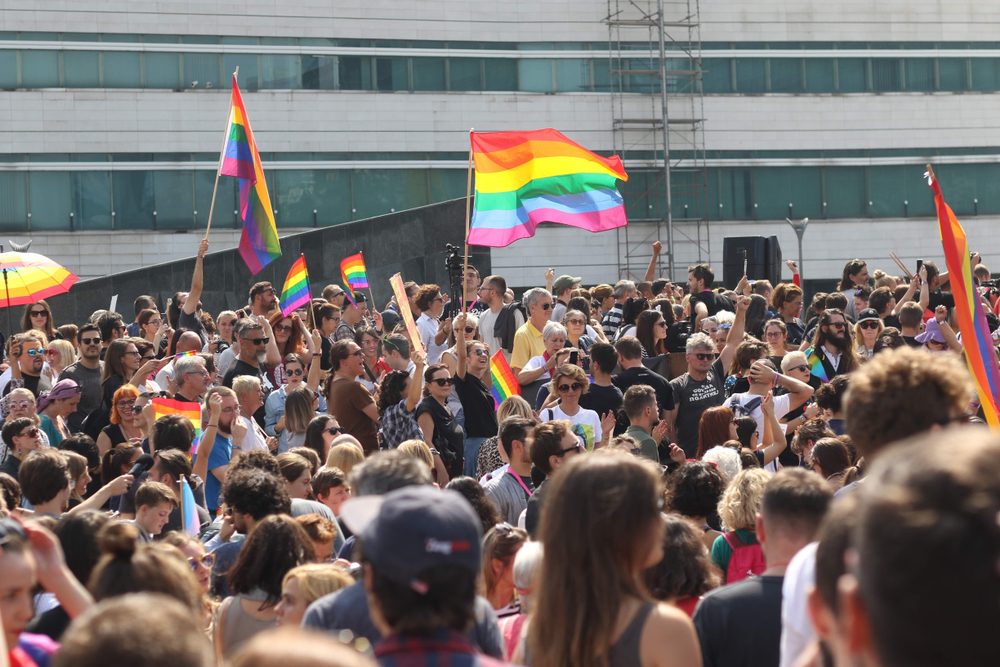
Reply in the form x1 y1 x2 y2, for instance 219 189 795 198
482 418 534 524
335 292 371 342
324 339 380 454
222 320 274 426
4 333 52 398
249 281 279 318
194 386 248 515
59 323 104 431
805 308 859 382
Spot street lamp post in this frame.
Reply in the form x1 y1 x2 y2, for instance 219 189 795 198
785 217 809 283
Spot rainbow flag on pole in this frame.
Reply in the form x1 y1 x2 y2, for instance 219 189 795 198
220 73 282 274
469 129 629 247
928 167 1000 428
280 255 311 317
179 476 200 537
151 397 203 438
340 253 369 305
489 350 521 408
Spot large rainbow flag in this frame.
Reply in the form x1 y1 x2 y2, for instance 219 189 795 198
151 397 203 438
220 73 282 274
341 253 369 305
280 255 311 317
928 167 1000 428
469 129 629 247
490 350 520 408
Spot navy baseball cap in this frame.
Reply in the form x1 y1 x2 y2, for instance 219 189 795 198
340 486 482 593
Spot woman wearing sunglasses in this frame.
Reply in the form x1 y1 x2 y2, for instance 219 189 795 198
440 312 481 433
301 415 343 463
264 343 324 454
266 312 316 389
36 380 82 447
415 363 465 481
454 313 499 476
44 340 76 380
21 300 56 342
136 309 171 357
0 389 50 465
539 365 614 452
854 308 885 360
0 417 45 482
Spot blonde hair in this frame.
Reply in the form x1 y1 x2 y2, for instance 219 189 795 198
325 443 365 478
49 339 76 369
397 439 433 470
8 388 40 425
717 468 770 531
548 363 589 397
780 351 809 373
497 395 533 422
281 563 354 607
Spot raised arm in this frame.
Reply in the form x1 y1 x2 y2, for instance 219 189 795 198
935 305 963 352
918 265 930 311
184 239 209 315
644 241 662 282
757 392 788 466
307 329 323 393
786 260 800 288
258 316 282 368
892 274 919 315
193 394 221 483
749 359 814 412
406 349 427 413
718 296 749 373
455 312 469 380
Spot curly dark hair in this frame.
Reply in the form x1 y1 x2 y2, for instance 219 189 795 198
228 514 313 606
221 468 291 521
644 514 720 600
445 476 501 535
666 461 726 520
229 449 281 477
378 370 411 416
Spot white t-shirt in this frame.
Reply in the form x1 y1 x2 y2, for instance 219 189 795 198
779 542 818 667
523 355 552 381
238 414 270 453
540 404 603 450
478 307 524 363
416 313 448 364
723 391 791 444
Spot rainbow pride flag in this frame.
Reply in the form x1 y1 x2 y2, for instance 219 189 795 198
469 129 629 247
805 347 830 384
928 168 1000 428
280 255 311 317
490 350 520 408
175 350 198 360
220 73 281 274
151 397 202 438
180 476 200 537
341 253 369 304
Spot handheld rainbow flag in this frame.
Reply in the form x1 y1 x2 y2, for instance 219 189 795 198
220 73 282 274
927 165 1000 428
469 129 629 247
805 347 830 384
179 476 200 537
489 350 520 408
151 397 202 437
280 255 311 317
175 350 198 360
340 253 369 305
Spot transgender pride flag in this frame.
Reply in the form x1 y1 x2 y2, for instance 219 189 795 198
180 476 200 537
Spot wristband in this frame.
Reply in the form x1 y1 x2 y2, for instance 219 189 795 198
772 372 782 387
207 423 218 428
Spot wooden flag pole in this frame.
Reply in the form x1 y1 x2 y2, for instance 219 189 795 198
204 66 238 239
461 128 474 313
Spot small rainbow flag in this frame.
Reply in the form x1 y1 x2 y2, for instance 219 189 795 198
179 476 200 537
805 347 830 384
340 253 369 305
151 397 202 437
280 255 311 317
490 350 520 408
220 73 282 275
175 350 198 359
470 129 629 247
928 167 1000 428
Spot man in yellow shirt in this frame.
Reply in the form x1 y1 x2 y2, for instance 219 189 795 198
511 287 553 376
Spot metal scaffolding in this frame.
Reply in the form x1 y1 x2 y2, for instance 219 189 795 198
606 0 708 283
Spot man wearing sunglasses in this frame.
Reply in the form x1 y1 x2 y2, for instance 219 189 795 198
3 333 51 400
58 322 104 432
511 287 553 380
222 321 275 427
805 309 859 382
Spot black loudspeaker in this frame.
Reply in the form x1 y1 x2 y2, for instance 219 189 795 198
722 236 782 289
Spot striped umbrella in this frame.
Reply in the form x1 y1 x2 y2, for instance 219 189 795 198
0 251 78 336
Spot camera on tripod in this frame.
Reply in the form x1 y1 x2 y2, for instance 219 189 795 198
444 244 465 309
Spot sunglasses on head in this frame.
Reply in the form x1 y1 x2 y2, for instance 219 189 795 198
188 553 215 571
430 377 455 387
80 337 101 345
860 321 880 330
558 382 583 393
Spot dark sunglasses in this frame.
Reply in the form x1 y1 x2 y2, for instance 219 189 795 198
29 310 47 317
472 348 489 357
430 377 455 387
558 382 583 393
654 320 667 327
556 442 583 457
326 426 343 436
539 303 552 310
18 427 40 439
693 352 716 361
826 322 847 329
791 364 810 373
245 337 270 345
859 321 880 330
464 326 476 334
80 337 101 345
285 367 304 376
273 324 293 333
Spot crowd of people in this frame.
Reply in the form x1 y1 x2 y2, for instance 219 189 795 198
1 235 998 667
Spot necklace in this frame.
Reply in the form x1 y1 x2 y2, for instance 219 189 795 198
120 420 141 441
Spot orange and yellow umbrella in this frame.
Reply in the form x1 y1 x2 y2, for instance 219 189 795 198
0 252 78 307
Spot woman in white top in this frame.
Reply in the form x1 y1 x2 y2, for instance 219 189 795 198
538 364 614 451
516 322 571 387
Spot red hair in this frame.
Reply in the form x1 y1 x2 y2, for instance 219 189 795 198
697 406 734 459
109 384 141 425
269 311 306 358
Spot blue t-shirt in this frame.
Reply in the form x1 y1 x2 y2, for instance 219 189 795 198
193 433 233 511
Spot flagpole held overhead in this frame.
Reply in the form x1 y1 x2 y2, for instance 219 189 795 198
205 66 238 239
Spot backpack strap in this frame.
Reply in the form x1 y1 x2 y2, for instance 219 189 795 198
723 531 745 550
744 396 763 413
546 409 554 422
